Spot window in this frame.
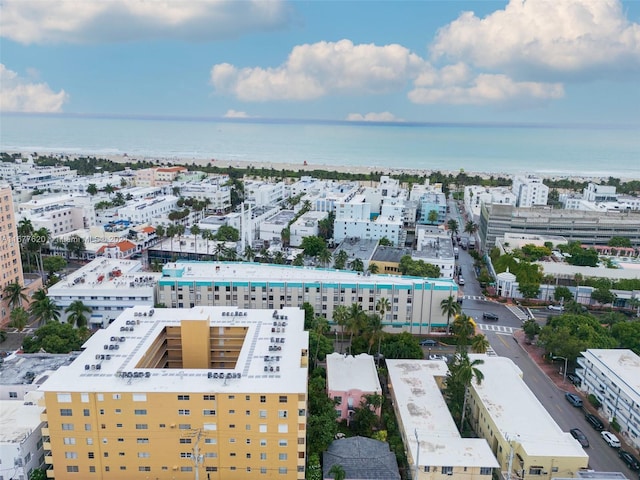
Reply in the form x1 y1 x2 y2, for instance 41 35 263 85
203 395 215 401
261 467 267 474
8 391 17 398
137 438 149 444
177 395 190 401
245 395 250 401
180 452 192 458
62 423 74 431
279 396 287 403
138 452 150 458
60 408 73 416
480 467 493 475
278 440 288 447
139 466 151 472
278 424 288 433
259 410 267 418
135 424 148 430
260 453 267 460
259 424 267 433
260 395 266 403
279 467 288 474
229 438 236 443
442 467 453 475
205 452 217 458
205 438 217 444
260 439 267 446
179 424 191 429
134 409 147 415
88 452 95 459
83 409 90 417
84 424 91 431
178 409 190 416
279 453 288 460
115 409 121 414
57 393 72 403
65 452 78 459
203 409 216 416
89 466 96 473
86 438 93 445
66 466 79 473
529 467 544 475
278 410 288 418
112 394 121 400
179 438 192 444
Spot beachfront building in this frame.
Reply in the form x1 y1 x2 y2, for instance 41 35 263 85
39 306 309 480
561 183 640 212
0 396 46 480
463 185 516 221
117 195 179 225
172 177 232 213
467 355 589 480
576 349 640 450
47 258 158 328
0 353 77 401
326 353 382 422
334 194 403 246
156 261 459 333
512 175 549 207
386 360 499 480
303 180 360 213
56 172 130 195
134 166 188 187
479 204 640 252
0 184 27 327
245 179 286 206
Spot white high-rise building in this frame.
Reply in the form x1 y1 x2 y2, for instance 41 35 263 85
512 175 549 207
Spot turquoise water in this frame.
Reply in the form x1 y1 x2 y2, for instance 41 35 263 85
1 114 639 178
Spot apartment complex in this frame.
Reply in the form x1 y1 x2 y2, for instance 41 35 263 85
40 306 309 480
0 184 25 326
386 360 499 480
512 175 549 207
467 356 589 479
156 262 459 333
576 349 640 450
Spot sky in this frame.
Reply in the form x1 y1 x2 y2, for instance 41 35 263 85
1 0 640 125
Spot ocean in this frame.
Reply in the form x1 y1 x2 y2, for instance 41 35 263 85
1 114 639 178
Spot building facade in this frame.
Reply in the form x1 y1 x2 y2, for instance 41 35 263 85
0 184 25 327
156 262 459 333
512 175 549 207
40 306 309 480
576 349 640 450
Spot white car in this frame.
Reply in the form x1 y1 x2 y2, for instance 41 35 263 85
601 431 621 448
547 304 564 312
458 277 465 286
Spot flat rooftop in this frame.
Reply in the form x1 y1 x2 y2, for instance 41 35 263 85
334 238 380 262
0 353 77 385
326 353 381 393
48 258 158 292
265 210 296 225
371 246 411 263
386 360 498 468
160 262 458 289
582 349 640 396
40 306 309 395
469 355 589 459
0 400 44 443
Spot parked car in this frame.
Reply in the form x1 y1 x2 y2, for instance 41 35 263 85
570 428 589 448
567 373 581 386
420 339 438 347
618 450 640 470
458 277 465 286
601 431 621 448
585 413 604 431
428 354 445 361
482 312 499 321
565 392 583 407
548 304 565 312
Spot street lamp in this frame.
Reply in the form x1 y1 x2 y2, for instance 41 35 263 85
552 355 568 383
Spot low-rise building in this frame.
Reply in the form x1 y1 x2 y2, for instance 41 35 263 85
47 258 158 328
467 355 589 479
289 211 328 247
0 353 77 400
39 306 309 479
576 349 640 450
326 353 382 422
386 360 499 480
323 436 400 480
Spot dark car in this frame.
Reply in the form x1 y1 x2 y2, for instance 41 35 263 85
567 373 581 386
565 392 583 407
482 312 499 321
619 450 640 470
585 413 604 431
570 428 589 448
420 339 438 347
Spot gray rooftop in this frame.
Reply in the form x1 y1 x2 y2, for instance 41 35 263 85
371 245 411 263
335 238 379 261
0 353 77 385
265 210 296 225
323 436 400 480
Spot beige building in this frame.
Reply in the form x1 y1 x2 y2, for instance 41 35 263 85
467 356 589 480
0 184 26 326
39 305 309 479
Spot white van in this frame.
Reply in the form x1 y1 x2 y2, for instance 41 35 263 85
601 431 621 448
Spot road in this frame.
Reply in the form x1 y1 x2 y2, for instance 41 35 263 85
447 196 635 476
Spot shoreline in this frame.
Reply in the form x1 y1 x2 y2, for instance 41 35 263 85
9 150 625 183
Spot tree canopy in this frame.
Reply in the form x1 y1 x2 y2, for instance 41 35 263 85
22 322 91 353
399 255 440 278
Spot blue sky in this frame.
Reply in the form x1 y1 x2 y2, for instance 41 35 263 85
1 0 639 125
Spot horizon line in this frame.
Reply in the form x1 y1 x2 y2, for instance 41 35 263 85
2 111 637 130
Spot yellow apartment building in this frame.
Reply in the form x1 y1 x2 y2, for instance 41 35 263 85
0 184 26 327
467 355 589 480
40 306 309 479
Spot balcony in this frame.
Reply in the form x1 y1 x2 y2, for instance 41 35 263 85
40 412 48 422
43 441 51 450
45 454 53 464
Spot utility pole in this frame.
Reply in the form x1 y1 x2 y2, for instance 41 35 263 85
186 428 204 480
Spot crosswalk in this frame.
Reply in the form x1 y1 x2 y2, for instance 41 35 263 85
462 295 486 301
477 324 517 334
485 346 498 356
506 304 529 321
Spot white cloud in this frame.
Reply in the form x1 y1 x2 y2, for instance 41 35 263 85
346 112 404 122
223 109 252 119
431 0 640 78
210 39 426 101
0 0 291 44
409 73 564 106
0 64 69 112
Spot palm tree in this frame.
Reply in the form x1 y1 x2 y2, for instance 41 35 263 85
455 352 485 430
464 220 478 236
292 253 304 267
452 314 475 350
9 307 29 332
346 303 366 353
440 295 462 333
86 184 98 195
333 249 348 270
427 209 439 225
273 251 285 264
3 281 27 308
367 262 379 274
376 297 391 321
317 248 332 268
34 227 51 281
365 313 384 356
470 334 490 353
65 300 92 328
214 242 226 262
332 305 350 353
447 218 459 238
190 225 201 256
313 317 329 366
328 464 346 480
29 289 61 326
244 245 256 262
349 258 364 272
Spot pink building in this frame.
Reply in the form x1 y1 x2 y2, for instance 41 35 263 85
326 353 382 422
